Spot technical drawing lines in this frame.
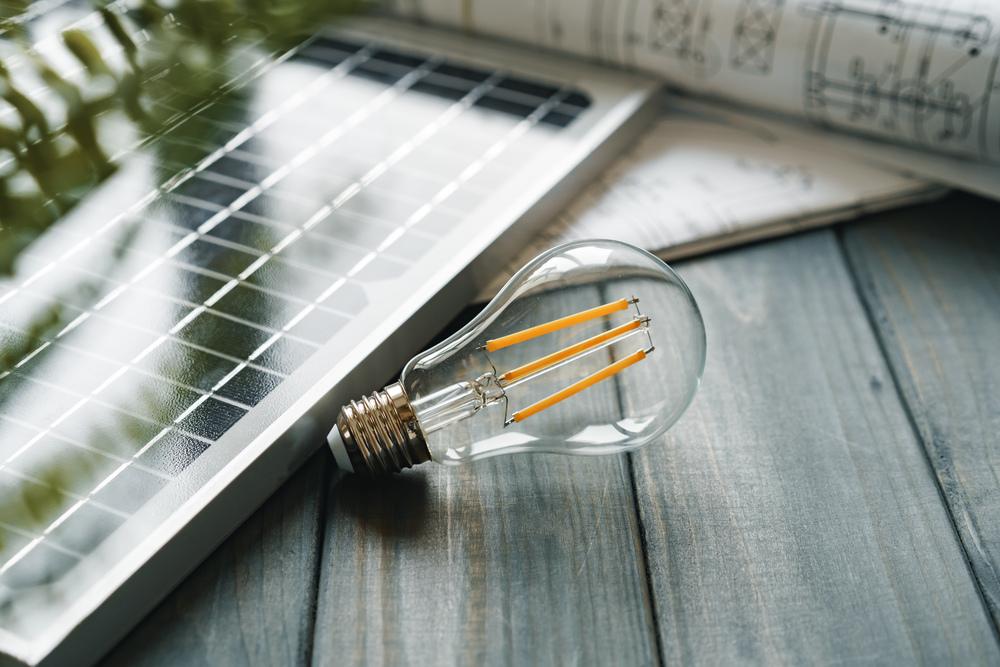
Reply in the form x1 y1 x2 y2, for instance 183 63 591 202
646 0 722 76
730 0 785 73
802 0 1000 161
649 0 700 54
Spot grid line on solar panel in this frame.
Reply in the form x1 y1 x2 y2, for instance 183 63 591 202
385 87 570 230
215 144 471 212
10 244 344 366
148 193 436 269
289 88 572 319
11 129 528 490
0 420 207 552
138 37 320 133
147 38 369 158
0 520 81 563
141 258 366 319
8 344 259 419
0 300 290 394
162 230 374 288
0 412 206 483
0 314 283 428
198 154 452 221
0 391 237 576
0 469 128 579
0 25 588 588
110 48 285 165
151 199 382 264
129 64 442 288
3 434 174 500
9 348 255 421
0 467 137 528
0 435 164 535
70 36 373 254
0 373 219 461
69 56 499 377
0 519 63 558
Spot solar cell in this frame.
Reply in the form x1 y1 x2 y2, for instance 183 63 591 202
0 9 656 664
0 17 591 619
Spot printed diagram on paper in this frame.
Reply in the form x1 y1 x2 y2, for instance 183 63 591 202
803 0 1000 162
730 0 785 74
398 0 1000 167
479 97 940 299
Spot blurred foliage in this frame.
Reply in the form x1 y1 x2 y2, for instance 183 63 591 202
0 0 365 585
0 0 366 275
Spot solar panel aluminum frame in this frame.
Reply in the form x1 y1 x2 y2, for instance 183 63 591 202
0 16 659 667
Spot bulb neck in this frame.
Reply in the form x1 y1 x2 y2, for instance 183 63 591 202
328 382 432 474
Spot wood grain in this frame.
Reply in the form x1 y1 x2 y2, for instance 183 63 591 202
841 194 1000 629
312 288 658 666
101 451 329 667
627 230 1000 664
99 200 1000 666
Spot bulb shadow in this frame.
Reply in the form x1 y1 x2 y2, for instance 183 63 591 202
328 469 431 540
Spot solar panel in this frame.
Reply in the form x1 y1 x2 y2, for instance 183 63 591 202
0 11 656 665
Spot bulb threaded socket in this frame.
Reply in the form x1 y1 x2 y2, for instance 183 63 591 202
331 382 431 474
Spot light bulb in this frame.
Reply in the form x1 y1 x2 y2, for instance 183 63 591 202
327 239 706 474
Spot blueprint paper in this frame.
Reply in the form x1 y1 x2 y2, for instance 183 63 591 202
745 108 1000 199
479 96 942 299
394 0 1000 184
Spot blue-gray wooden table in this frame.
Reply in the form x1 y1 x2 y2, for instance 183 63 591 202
102 193 1000 666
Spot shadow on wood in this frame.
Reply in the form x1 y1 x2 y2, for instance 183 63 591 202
312 287 658 665
329 470 431 540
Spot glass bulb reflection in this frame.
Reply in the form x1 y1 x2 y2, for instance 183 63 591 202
328 239 706 474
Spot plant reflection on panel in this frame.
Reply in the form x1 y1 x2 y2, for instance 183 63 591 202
0 0 360 618
1 0 364 270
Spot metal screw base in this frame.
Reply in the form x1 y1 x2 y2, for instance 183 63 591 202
333 382 431 474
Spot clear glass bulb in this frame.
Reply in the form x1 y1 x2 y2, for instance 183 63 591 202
328 239 706 474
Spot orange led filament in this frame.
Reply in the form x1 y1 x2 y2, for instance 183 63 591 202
485 298 631 352
509 348 647 423
488 298 652 424
499 318 644 383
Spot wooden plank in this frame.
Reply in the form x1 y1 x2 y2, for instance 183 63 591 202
313 287 658 665
841 193 1000 627
101 451 329 666
627 230 999 664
